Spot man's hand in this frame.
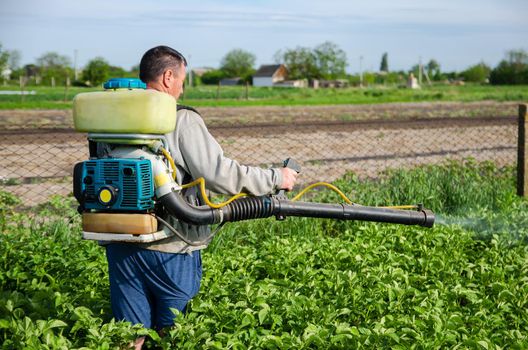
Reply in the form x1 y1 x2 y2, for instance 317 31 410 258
280 167 298 191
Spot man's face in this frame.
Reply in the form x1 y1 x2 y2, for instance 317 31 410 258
166 64 186 99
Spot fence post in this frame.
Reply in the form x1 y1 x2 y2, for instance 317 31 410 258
518 104 528 197
245 81 249 100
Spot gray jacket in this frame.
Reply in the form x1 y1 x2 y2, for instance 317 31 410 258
129 107 283 253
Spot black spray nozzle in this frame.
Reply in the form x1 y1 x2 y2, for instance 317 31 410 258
160 191 434 228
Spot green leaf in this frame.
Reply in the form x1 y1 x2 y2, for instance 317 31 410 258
258 308 268 325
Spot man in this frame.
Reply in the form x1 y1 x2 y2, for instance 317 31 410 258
105 45 298 348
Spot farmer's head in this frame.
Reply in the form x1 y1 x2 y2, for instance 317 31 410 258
139 45 187 99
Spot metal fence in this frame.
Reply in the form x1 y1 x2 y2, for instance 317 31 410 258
0 110 519 207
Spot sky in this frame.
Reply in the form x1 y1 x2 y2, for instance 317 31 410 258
1 0 527 73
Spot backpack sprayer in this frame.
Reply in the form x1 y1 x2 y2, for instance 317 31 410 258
72 78 434 244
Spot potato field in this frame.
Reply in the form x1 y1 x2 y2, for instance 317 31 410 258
1 161 528 349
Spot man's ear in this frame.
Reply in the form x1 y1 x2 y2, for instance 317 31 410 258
161 69 173 88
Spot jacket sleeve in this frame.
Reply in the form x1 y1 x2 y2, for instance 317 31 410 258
177 111 283 196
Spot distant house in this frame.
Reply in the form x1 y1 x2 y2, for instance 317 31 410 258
252 64 287 87
274 79 308 88
1 68 12 81
191 67 214 77
220 77 242 86
319 79 349 88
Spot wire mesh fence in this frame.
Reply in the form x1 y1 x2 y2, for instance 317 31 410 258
0 106 519 207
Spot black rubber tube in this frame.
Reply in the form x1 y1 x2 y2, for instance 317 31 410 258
159 192 220 225
221 196 274 222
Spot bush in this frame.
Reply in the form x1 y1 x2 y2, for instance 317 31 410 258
200 69 227 85
490 49 528 85
460 62 491 83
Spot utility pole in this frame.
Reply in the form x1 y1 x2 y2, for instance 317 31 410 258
359 55 364 88
74 49 78 81
418 56 423 86
188 54 192 87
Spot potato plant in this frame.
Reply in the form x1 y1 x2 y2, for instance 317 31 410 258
1 161 527 349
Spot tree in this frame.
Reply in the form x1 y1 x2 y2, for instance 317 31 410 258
275 46 317 80
313 41 347 79
200 69 227 85
380 52 389 73
82 57 111 86
109 65 127 78
36 51 72 85
36 52 71 69
220 49 256 79
460 62 491 83
426 59 441 80
275 41 347 80
8 50 21 70
0 44 9 71
490 49 528 85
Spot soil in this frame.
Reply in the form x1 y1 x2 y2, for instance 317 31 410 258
0 101 519 206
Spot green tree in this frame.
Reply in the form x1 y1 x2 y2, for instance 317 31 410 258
490 49 528 85
380 52 389 72
276 42 347 80
130 64 140 78
460 62 491 83
36 52 71 69
36 51 72 85
426 59 441 80
0 43 9 71
8 50 21 70
220 49 256 79
82 57 111 86
274 46 318 80
313 41 347 79
200 69 227 85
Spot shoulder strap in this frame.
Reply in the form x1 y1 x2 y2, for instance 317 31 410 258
177 104 201 116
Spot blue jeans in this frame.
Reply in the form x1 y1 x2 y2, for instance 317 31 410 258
106 244 202 329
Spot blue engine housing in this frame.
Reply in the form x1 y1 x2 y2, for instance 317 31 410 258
74 158 154 211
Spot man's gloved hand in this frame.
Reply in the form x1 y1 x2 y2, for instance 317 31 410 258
280 167 298 191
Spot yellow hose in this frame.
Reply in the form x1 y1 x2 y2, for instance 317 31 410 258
181 177 248 209
291 182 354 204
379 205 419 210
160 147 178 181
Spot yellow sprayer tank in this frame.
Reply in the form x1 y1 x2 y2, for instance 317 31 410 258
73 79 177 134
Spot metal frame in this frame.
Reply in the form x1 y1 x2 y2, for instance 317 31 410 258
88 133 169 150
82 228 174 243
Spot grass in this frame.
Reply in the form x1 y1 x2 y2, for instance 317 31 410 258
1 84 527 109
1 161 528 348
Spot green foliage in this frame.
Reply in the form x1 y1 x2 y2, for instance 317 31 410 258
490 49 528 85
426 59 441 80
82 57 111 86
380 52 389 73
0 190 21 232
36 52 72 86
2 163 528 348
7 50 21 70
313 41 348 79
0 43 9 71
275 41 347 80
200 69 228 85
36 52 71 68
274 46 318 80
220 49 256 78
461 62 491 83
1 83 528 110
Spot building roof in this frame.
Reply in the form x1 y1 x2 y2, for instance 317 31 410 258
253 64 285 77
